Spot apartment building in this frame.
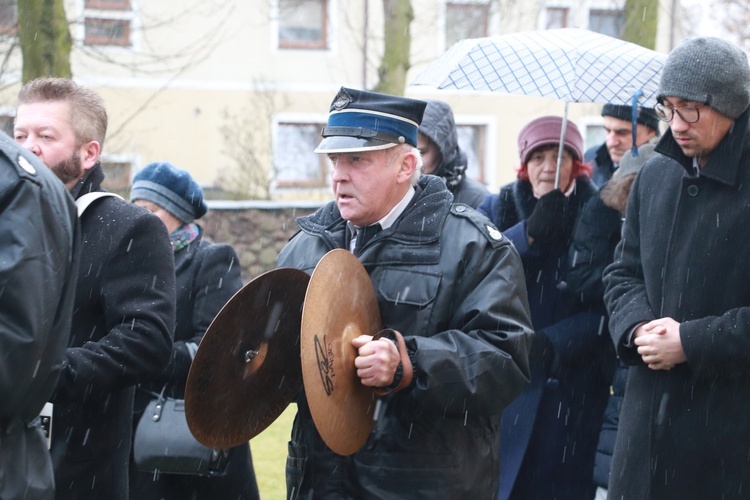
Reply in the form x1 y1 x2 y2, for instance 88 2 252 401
0 0 694 200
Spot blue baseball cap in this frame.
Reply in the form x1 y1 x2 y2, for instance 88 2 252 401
315 87 427 153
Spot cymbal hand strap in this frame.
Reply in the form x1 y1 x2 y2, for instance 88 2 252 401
372 329 413 396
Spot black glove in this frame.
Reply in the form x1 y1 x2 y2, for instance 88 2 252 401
526 189 575 246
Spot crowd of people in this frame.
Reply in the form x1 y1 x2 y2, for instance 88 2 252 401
2 34 749 500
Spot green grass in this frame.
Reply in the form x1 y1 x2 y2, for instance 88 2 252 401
250 404 296 499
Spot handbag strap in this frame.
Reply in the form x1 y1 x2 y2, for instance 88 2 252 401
149 385 169 422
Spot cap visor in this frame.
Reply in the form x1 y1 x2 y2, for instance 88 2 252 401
314 136 399 154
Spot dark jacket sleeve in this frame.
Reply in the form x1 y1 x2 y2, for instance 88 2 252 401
54 209 175 401
476 193 496 221
567 196 622 303
603 173 655 364
0 171 79 420
166 242 243 385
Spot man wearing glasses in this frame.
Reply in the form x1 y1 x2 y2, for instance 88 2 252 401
603 36 750 500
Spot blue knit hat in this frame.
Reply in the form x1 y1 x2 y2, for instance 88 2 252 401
130 162 207 223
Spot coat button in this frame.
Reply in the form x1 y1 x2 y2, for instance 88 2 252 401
687 184 699 196
546 377 560 389
456 205 466 213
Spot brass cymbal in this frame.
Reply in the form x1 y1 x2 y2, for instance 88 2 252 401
300 249 381 456
185 267 310 449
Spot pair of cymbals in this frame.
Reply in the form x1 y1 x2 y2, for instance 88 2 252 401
185 249 380 455
299 249 381 455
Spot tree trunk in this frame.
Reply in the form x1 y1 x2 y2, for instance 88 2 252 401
373 0 413 96
622 0 658 49
17 0 72 82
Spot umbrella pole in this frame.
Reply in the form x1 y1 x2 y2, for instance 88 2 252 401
555 101 569 190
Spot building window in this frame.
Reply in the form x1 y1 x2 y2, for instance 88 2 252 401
446 2 490 48
85 18 131 46
589 9 625 38
84 0 130 10
456 124 487 183
545 7 569 29
82 0 134 47
0 0 17 34
100 159 133 193
273 122 328 187
0 114 13 137
584 123 606 153
278 0 327 50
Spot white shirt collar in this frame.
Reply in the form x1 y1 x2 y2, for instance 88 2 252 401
347 186 416 251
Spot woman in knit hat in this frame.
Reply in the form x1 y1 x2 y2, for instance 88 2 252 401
477 116 616 500
128 162 260 500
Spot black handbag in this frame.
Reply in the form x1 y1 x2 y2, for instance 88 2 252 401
133 386 229 476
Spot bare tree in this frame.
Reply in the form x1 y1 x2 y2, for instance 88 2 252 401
711 0 750 50
218 84 290 200
373 0 413 96
17 0 72 81
622 0 658 49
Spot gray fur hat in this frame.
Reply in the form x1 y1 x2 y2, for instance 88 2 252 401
657 37 750 120
614 142 658 179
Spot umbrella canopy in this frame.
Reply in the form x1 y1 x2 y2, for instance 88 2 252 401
411 28 667 187
411 28 667 107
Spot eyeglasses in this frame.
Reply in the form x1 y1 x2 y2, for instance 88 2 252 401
654 103 702 124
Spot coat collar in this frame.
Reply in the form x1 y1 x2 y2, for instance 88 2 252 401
70 162 105 199
655 107 750 186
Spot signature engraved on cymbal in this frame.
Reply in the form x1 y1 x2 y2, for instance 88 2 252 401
314 334 335 396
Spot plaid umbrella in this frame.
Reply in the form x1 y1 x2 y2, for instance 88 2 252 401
411 28 666 106
411 28 667 185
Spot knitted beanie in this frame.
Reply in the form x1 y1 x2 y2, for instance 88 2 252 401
517 116 584 164
657 37 750 119
130 162 208 223
602 103 660 133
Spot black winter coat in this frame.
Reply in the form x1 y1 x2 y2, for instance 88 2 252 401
51 165 175 500
567 192 627 492
585 143 617 188
478 178 616 500
130 234 260 500
567 194 623 304
277 176 533 499
0 136 80 500
604 107 750 499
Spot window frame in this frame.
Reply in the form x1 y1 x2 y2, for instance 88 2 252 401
0 111 14 138
84 0 131 10
277 0 328 50
100 153 138 194
588 8 625 39
545 7 570 29
454 121 490 185
79 0 137 48
84 17 132 46
0 0 16 34
444 1 491 49
272 116 330 189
